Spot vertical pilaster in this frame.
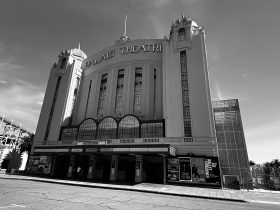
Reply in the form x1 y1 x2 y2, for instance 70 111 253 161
135 155 143 183
67 155 75 178
50 155 57 177
110 155 119 181
87 155 96 180
163 155 167 184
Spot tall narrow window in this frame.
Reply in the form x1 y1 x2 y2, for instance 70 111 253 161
44 76 61 141
178 28 186 41
61 58 67 69
97 73 108 116
180 51 192 137
114 69 124 115
133 67 142 114
84 80 92 118
153 68 157 119
69 76 80 125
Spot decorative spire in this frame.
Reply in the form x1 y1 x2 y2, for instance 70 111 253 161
78 42 81 50
182 13 185 19
123 14 127 37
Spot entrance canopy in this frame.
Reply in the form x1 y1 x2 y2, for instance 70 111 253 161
34 144 176 156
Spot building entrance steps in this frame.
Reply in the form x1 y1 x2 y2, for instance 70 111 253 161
1 174 280 205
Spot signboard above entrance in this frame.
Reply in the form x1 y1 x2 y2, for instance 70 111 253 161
84 44 163 70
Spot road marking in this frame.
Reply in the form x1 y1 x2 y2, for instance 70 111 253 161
0 204 26 209
250 200 280 205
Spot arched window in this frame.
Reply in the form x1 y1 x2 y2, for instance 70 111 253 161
178 28 186 41
61 58 67 69
77 119 97 140
118 115 140 138
96 117 117 139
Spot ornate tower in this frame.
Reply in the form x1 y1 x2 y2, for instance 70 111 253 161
33 45 87 145
163 16 216 143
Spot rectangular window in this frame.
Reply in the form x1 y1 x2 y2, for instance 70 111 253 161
44 76 61 141
97 73 108 116
69 76 80 125
180 50 192 137
153 68 157 119
133 67 142 113
114 69 124 115
84 80 92 118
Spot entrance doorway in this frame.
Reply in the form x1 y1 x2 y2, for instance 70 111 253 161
144 156 163 184
118 155 136 183
53 155 70 178
72 155 89 180
95 156 111 182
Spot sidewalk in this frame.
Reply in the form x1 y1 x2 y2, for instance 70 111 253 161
1 174 280 205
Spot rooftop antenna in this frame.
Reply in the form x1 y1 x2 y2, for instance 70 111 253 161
123 14 128 38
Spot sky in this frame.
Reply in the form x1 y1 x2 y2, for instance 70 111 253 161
0 0 279 164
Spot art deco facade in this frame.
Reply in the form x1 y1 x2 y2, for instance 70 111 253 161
29 16 223 185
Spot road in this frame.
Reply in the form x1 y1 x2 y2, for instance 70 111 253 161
0 179 279 210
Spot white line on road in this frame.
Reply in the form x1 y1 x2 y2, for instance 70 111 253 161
0 204 26 209
250 200 280 205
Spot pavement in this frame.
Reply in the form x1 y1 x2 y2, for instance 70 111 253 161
1 173 280 205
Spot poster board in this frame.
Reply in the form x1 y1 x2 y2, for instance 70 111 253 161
167 158 179 182
191 157 206 182
25 155 52 174
179 157 191 181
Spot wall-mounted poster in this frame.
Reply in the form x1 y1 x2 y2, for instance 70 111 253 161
179 157 191 181
204 158 220 183
25 155 52 174
167 158 179 182
191 157 206 182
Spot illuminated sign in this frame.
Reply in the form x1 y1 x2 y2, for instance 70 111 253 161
84 44 162 69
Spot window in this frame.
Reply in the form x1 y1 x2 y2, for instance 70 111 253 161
134 68 142 114
178 28 186 41
61 58 67 69
44 76 61 141
114 69 124 115
77 119 97 140
141 122 163 138
97 74 108 116
96 117 117 139
69 76 80 125
180 50 192 137
153 68 157 119
118 115 140 138
60 127 78 141
84 80 92 118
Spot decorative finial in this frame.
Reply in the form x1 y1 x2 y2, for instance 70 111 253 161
78 42 80 50
124 14 127 37
182 13 185 19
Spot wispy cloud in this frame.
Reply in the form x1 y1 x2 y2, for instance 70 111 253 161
0 80 7 84
211 82 251 102
0 79 44 130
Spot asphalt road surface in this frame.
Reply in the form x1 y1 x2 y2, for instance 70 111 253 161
0 179 279 210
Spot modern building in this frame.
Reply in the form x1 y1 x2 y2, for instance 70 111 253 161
29 16 223 185
213 99 250 188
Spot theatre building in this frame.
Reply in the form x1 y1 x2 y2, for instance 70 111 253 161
29 16 221 185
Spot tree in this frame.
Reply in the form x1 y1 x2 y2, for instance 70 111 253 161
249 160 256 166
271 159 280 168
2 149 23 171
19 134 34 155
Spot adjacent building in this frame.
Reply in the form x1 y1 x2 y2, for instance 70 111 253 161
28 16 248 187
213 99 250 187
